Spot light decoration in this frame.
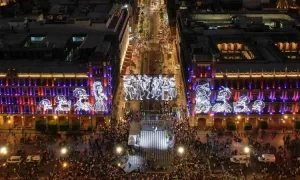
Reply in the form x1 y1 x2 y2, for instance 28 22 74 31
39 99 53 111
73 88 93 111
93 81 108 112
252 100 265 113
212 86 232 113
55 95 71 112
233 95 251 113
123 75 176 101
194 83 212 113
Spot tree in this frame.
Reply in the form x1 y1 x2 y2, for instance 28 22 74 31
244 123 252 131
259 121 268 130
227 122 236 131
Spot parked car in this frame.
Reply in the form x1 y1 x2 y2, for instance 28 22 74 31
26 155 41 164
258 154 276 163
7 156 22 164
230 155 249 164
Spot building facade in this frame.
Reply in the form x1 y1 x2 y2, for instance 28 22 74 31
176 11 300 129
0 3 130 130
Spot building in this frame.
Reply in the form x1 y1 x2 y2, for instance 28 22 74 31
176 10 300 130
0 2 130 130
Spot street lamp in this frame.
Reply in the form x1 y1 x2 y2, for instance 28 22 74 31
177 146 185 155
0 147 7 155
244 146 250 154
62 162 68 168
116 146 123 154
60 147 67 155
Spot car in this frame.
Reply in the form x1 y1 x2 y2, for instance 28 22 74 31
7 156 22 164
258 154 275 163
230 155 249 164
26 155 41 164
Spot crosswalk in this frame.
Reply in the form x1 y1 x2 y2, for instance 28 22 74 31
129 130 173 167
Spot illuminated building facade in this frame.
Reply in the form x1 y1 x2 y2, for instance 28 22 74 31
0 3 130 129
176 11 300 129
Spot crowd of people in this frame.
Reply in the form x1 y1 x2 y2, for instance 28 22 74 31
2 108 300 180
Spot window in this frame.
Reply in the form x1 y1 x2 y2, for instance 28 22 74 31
13 105 20 113
30 36 45 42
23 88 28 95
57 88 62 94
0 88 4 95
3 105 7 113
24 97 29 104
1 97 6 104
45 88 51 95
24 105 31 114
72 36 86 42
35 97 40 104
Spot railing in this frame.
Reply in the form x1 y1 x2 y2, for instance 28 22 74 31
141 120 165 126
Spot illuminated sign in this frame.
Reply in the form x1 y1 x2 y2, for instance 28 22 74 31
123 75 176 101
38 81 109 113
73 88 93 111
55 95 72 112
39 99 53 111
194 83 266 114
212 86 233 113
93 81 108 112
194 83 212 113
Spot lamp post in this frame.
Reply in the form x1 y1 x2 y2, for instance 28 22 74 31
116 146 123 154
61 147 68 156
0 147 8 155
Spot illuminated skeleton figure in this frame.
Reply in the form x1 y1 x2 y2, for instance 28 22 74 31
123 75 135 100
233 96 250 113
143 75 153 99
39 99 53 111
212 87 232 113
194 83 212 113
135 75 144 100
73 88 93 111
168 77 176 100
55 95 71 112
93 81 108 112
252 100 265 113
161 76 170 100
151 77 161 100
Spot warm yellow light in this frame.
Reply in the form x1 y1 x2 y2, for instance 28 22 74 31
244 146 250 154
7 120 11 124
0 147 7 155
61 148 67 155
116 147 123 154
284 115 288 119
117 162 121 167
62 162 68 168
237 115 241 120
177 147 185 154
54 115 58 120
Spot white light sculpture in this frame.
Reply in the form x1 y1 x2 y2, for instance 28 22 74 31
194 83 212 113
212 86 232 113
252 100 265 112
123 75 136 101
73 88 93 111
233 95 250 113
123 75 176 101
93 81 108 112
143 75 153 99
55 95 71 112
151 77 161 100
39 99 53 111
168 77 176 100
